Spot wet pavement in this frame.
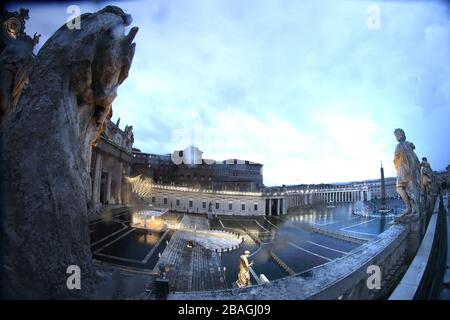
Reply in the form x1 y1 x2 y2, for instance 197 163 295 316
90 201 402 290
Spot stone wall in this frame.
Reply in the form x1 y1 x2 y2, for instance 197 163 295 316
390 197 447 299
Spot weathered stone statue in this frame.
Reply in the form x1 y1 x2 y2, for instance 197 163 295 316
0 6 138 298
125 124 134 143
393 128 421 223
420 157 434 201
0 8 40 127
236 250 253 288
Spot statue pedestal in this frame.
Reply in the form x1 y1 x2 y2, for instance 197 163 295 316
406 218 422 261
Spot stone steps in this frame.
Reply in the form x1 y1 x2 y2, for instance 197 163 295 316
156 230 227 292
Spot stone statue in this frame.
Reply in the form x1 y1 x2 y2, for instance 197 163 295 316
1 8 30 47
420 157 433 201
0 6 138 298
393 128 421 223
125 124 134 143
116 117 121 127
236 250 253 288
0 8 40 127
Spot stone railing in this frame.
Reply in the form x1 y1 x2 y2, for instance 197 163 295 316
168 195 441 300
168 224 410 300
389 196 448 300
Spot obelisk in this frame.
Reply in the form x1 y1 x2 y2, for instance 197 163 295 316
380 161 386 208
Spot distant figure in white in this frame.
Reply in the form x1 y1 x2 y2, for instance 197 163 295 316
236 250 253 288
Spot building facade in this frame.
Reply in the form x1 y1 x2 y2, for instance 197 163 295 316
128 176 372 217
131 146 264 192
89 120 134 212
351 177 397 200
145 185 267 216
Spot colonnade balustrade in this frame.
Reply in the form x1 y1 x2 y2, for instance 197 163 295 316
281 187 372 212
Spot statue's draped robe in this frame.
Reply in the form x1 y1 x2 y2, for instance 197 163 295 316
237 255 251 287
394 140 421 202
421 162 432 191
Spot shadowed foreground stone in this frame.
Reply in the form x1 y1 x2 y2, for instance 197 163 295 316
0 6 138 299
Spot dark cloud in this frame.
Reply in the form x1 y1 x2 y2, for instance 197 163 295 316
5 0 450 184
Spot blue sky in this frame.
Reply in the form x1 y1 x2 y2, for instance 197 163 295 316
8 0 450 186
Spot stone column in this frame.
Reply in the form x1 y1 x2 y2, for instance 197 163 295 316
92 152 102 206
106 172 111 204
277 198 280 215
269 199 272 216
117 163 123 204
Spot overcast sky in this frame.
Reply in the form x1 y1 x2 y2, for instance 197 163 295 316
7 0 450 186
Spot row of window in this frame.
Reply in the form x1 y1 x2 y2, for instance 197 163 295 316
151 197 258 211
178 175 212 180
